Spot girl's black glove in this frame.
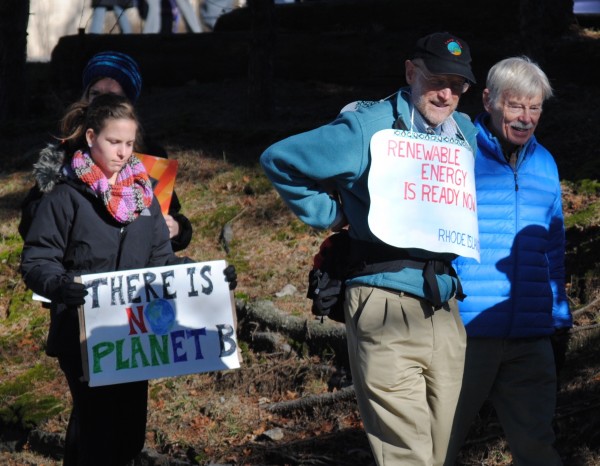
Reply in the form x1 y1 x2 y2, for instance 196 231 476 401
60 281 88 306
224 265 237 290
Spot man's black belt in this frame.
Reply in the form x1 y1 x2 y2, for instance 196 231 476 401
347 239 466 308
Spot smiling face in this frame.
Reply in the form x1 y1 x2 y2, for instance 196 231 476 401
85 118 138 183
483 89 543 150
405 59 466 127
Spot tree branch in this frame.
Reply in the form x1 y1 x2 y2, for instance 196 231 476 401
572 296 600 317
264 385 356 415
237 300 349 365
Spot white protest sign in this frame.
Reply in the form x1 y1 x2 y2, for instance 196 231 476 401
368 129 480 260
78 260 240 387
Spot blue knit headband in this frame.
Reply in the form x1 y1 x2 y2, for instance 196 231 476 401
82 51 142 103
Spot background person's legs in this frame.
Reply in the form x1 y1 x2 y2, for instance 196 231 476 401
113 6 133 33
90 6 107 33
174 0 202 32
143 0 161 33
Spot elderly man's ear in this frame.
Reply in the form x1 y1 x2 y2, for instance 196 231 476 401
405 60 417 85
482 89 493 113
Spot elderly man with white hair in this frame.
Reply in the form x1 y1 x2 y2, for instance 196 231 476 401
445 56 572 466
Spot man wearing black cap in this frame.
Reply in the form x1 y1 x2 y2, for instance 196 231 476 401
261 32 478 465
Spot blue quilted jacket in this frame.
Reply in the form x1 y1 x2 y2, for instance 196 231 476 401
454 113 572 338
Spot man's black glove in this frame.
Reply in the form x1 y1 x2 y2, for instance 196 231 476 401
224 265 237 290
59 281 88 306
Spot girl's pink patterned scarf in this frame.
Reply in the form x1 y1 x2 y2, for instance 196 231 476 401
71 150 153 224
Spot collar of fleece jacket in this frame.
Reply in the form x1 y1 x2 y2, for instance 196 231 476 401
32 143 68 193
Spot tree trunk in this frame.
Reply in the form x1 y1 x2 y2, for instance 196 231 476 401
265 385 356 414
237 300 350 367
0 0 30 123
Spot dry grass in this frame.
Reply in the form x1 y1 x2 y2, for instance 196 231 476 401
169 148 328 311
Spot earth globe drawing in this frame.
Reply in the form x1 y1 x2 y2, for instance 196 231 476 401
144 298 176 335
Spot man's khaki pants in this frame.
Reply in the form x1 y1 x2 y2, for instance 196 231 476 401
345 286 466 466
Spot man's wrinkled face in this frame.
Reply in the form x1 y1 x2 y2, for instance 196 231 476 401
484 90 543 148
405 60 468 127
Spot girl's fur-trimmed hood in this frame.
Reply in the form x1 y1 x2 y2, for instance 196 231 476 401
33 144 67 193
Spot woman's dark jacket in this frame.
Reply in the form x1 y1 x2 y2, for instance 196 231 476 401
20 145 188 356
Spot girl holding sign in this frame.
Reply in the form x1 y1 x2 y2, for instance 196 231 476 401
21 93 193 465
19 51 193 253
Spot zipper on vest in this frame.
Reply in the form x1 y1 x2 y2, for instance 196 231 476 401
513 171 519 191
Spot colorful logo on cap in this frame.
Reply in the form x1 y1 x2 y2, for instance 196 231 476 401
446 40 463 56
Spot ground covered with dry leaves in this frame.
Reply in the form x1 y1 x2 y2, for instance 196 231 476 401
1 145 599 465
